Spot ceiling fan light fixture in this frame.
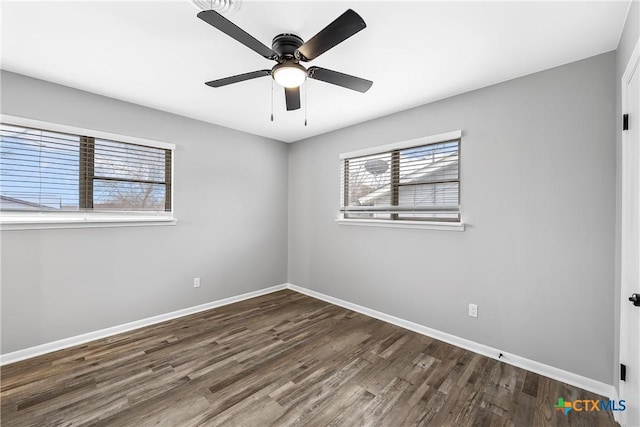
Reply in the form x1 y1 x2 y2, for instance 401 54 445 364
198 8 372 111
272 62 307 88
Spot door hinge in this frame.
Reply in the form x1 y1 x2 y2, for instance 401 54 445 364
621 363 627 381
623 114 629 131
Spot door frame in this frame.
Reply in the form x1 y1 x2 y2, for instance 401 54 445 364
619 38 640 427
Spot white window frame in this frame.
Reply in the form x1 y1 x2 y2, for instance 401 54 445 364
336 130 464 231
0 115 177 230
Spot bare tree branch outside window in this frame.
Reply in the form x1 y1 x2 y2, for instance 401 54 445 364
93 139 167 212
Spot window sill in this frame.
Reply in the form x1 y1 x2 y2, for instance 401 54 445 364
335 218 464 231
1 215 177 231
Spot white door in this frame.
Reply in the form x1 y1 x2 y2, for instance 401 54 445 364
620 39 640 427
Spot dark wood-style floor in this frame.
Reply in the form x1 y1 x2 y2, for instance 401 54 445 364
1 290 617 426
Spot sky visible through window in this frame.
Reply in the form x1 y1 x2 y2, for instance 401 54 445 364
1 124 80 209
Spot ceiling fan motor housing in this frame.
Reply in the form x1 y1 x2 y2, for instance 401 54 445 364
272 33 304 60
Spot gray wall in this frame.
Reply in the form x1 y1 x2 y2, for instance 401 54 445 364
0 71 289 354
288 52 616 384
614 0 639 391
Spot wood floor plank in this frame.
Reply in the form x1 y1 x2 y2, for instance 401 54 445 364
0 290 618 426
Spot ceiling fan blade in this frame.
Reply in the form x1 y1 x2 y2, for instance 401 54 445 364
285 87 301 111
197 10 277 59
205 70 271 87
296 9 366 61
308 67 372 93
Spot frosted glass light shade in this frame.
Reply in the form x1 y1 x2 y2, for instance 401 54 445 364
272 63 307 88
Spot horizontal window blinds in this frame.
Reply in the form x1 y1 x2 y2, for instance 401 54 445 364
0 123 172 213
341 139 460 222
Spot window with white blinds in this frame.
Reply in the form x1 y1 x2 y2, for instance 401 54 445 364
0 122 173 215
340 132 460 222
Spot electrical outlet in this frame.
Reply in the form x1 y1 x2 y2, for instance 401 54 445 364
193 277 201 288
468 303 478 318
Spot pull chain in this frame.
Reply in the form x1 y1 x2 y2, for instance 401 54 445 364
304 83 308 126
270 79 274 122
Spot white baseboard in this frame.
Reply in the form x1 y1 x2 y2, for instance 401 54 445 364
0 281 616 404
286 283 615 400
0 284 287 366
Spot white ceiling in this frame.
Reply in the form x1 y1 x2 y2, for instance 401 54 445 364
1 1 630 143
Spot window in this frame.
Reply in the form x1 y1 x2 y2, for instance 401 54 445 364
339 131 461 225
0 117 175 228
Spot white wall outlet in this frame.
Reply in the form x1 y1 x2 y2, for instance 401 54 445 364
193 277 201 288
468 303 478 318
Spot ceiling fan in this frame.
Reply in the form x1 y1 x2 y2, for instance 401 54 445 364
197 8 373 111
